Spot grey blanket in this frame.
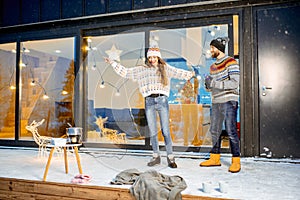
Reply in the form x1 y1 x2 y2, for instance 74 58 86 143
111 168 187 200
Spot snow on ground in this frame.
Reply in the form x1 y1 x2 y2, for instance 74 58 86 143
0 146 299 200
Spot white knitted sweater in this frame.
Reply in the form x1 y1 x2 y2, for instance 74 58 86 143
111 61 194 97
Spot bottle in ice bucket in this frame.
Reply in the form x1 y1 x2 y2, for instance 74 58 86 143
66 127 83 144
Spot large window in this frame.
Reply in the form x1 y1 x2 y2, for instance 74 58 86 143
0 43 16 139
85 22 236 149
0 16 239 152
19 38 75 140
86 32 146 145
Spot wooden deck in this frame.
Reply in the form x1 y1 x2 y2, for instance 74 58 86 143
0 177 232 200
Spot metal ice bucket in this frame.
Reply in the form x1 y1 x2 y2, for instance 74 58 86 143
66 127 82 144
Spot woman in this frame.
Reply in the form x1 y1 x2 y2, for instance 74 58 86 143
105 47 194 168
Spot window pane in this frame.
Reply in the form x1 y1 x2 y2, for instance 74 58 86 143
150 24 229 147
0 43 16 139
20 38 74 141
86 32 146 145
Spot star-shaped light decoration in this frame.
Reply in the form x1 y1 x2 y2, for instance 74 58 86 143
105 44 123 62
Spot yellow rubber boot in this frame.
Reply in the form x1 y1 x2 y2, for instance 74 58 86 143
229 157 241 173
199 153 221 167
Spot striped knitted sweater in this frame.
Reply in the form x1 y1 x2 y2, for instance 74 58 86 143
209 56 240 103
111 61 194 98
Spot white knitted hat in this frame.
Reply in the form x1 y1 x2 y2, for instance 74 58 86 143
147 47 161 58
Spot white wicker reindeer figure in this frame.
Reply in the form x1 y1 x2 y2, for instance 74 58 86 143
26 119 52 157
94 116 126 143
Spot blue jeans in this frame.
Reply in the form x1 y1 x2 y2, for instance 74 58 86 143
209 101 240 157
145 95 173 156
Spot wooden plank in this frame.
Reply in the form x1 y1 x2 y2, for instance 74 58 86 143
0 177 134 200
0 177 233 200
0 190 78 200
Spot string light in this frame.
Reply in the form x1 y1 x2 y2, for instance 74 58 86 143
41 87 49 100
99 81 105 88
42 94 49 99
86 38 97 51
115 91 120 97
30 80 36 86
20 62 26 68
11 47 30 53
208 30 215 36
22 47 30 53
10 85 16 90
61 90 68 95
36 85 68 100
32 80 49 100
9 43 70 101
8 70 15 90
207 25 221 36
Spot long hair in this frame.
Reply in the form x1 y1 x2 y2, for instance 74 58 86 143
146 57 168 86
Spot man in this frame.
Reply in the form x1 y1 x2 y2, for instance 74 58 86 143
200 37 241 173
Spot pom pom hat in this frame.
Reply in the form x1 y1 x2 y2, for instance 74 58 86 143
147 47 161 58
210 37 229 53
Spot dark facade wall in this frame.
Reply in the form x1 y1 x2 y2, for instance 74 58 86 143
0 0 211 27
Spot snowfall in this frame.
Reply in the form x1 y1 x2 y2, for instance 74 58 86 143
0 146 299 200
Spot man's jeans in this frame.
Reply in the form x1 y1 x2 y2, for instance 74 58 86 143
145 95 173 156
210 101 240 157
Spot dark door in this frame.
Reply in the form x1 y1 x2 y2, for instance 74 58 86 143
257 5 300 158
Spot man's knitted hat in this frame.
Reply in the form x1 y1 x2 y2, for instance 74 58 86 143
210 37 228 53
147 47 161 58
